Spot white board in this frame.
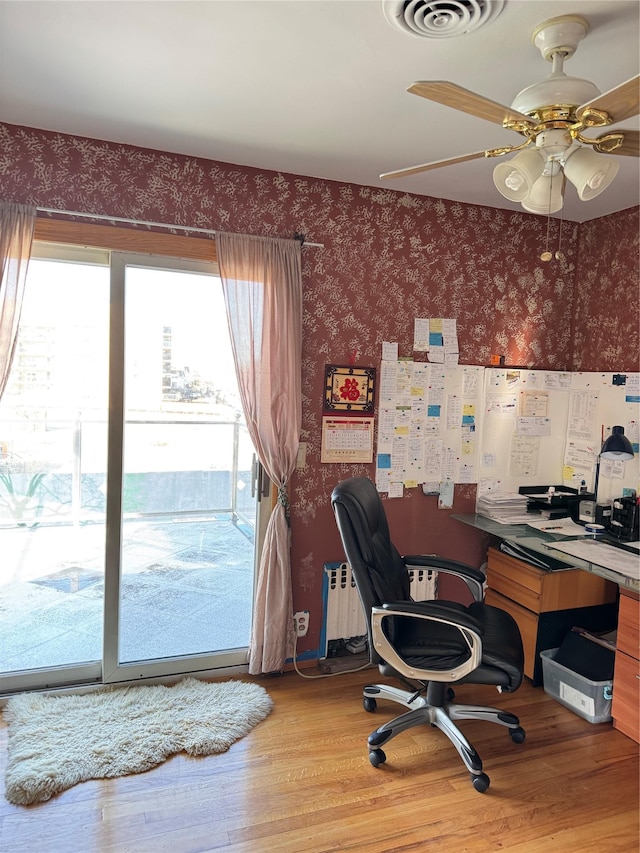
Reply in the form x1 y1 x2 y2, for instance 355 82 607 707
373 364 639 503
477 368 639 502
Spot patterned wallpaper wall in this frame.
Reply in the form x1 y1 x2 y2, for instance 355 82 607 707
573 209 640 372
1 122 638 653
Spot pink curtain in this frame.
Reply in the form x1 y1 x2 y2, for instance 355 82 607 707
217 232 302 674
0 202 36 400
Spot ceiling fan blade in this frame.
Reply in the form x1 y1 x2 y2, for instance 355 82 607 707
380 150 488 180
611 129 639 157
577 75 640 123
408 81 534 127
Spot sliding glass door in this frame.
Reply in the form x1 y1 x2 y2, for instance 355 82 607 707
0 246 263 693
104 255 261 682
0 246 110 692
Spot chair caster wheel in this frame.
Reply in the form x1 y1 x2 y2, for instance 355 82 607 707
446 687 455 701
363 696 377 713
369 749 386 767
471 772 490 792
510 726 526 744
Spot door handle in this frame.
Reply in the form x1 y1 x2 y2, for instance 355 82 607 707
251 454 271 499
257 461 271 499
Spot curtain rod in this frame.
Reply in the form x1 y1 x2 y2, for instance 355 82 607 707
36 206 324 248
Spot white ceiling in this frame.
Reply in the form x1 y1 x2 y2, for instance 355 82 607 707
1 0 638 223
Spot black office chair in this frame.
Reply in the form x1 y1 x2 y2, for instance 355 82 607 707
331 476 525 792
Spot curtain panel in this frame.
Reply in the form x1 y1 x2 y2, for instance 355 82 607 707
0 202 36 400
217 232 303 674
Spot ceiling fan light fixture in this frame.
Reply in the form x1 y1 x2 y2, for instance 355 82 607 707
521 174 564 214
493 148 545 201
563 146 620 200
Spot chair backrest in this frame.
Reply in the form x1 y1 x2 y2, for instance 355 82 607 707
331 477 411 663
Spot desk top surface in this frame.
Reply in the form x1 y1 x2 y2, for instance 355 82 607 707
452 513 640 593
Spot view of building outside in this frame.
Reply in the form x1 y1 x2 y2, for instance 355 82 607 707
0 261 251 525
0 258 109 526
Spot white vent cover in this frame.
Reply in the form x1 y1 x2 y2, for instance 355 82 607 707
383 0 505 38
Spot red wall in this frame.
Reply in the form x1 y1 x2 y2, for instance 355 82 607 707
1 122 638 656
573 208 640 372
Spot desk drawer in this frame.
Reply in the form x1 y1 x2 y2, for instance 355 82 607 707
487 569 542 613
612 649 640 744
487 548 543 612
617 591 640 660
487 547 617 613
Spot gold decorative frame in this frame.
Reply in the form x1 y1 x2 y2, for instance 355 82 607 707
323 364 376 415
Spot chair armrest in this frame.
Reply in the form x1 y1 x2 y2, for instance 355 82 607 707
371 601 483 683
381 600 483 634
403 555 485 602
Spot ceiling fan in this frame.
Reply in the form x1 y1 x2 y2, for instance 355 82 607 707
381 14 640 214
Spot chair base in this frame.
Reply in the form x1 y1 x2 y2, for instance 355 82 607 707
363 683 524 789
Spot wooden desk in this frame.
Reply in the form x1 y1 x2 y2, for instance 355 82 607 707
611 588 640 743
451 515 638 737
485 546 617 685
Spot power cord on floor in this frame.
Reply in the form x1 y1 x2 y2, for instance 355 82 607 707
291 625 372 679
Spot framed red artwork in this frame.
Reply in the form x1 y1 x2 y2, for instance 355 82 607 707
323 364 376 415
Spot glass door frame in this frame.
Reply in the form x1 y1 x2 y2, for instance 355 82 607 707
104 252 264 684
0 242 109 696
0 239 267 695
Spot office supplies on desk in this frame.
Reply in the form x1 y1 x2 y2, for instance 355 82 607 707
518 485 583 520
526 517 589 536
579 426 636 529
578 500 612 528
609 495 639 542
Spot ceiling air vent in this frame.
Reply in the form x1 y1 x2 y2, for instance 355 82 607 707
383 0 505 38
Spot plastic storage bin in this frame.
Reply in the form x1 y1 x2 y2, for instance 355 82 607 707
540 647 613 724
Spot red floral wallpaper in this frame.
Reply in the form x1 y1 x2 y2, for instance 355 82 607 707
1 122 638 655
573 208 640 371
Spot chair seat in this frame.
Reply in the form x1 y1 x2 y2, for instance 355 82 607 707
468 602 524 690
381 602 524 691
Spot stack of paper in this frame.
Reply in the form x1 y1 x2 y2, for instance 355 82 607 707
477 493 532 524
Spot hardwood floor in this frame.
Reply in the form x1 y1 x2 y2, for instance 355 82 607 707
1 667 638 853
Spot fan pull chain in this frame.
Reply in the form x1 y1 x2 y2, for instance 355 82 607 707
540 173 554 261
555 175 566 260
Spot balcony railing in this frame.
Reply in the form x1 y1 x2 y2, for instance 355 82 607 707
0 415 256 536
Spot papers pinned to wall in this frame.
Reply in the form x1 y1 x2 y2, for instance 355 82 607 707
375 340 482 494
367 345 639 503
414 317 459 366
478 368 640 503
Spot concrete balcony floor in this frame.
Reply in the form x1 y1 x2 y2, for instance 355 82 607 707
0 515 255 673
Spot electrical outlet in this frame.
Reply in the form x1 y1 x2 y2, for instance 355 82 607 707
293 610 309 637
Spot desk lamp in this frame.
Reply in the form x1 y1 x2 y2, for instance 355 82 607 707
600 426 635 461
584 426 635 527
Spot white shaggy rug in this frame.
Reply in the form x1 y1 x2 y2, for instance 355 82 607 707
3 677 273 805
